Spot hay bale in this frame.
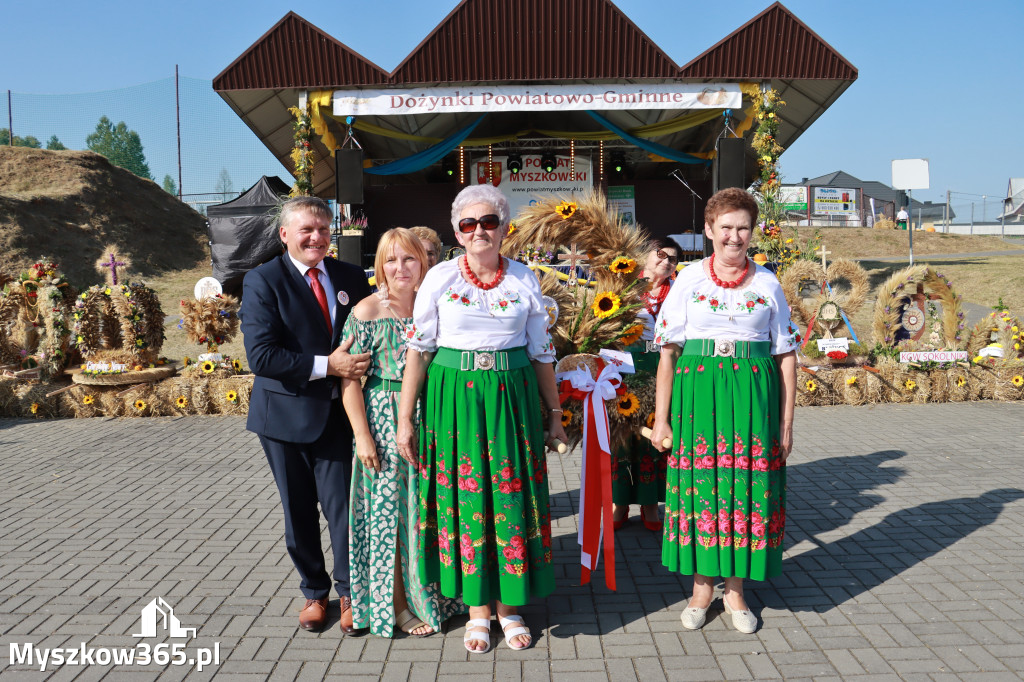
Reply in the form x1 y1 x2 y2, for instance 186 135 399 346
210 375 253 416
838 367 869 406
992 366 1024 402
61 384 105 418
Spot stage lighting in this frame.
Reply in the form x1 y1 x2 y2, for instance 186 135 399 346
508 153 523 175
610 151 626 174
540 152 557 173
442 155 455 177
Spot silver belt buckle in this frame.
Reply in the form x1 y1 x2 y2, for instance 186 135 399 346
474 351 495 371
646 340 661 354
713 340 735 358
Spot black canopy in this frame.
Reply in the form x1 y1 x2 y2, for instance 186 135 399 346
207 176 289 295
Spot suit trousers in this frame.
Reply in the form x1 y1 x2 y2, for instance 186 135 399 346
260 401 352 600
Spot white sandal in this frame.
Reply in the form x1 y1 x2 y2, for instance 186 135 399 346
463 618 491 654
498 614 532 650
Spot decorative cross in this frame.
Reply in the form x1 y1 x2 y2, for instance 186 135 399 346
102 252 126 285
816 243 832 274
556 243 589 288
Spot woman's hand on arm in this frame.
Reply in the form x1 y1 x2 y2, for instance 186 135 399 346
532 361 568 450
651 344 680 451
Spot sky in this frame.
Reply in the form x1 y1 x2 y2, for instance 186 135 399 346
1 0 1020 213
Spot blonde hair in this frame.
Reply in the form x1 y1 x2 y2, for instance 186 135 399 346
373 228 429 291
408 226 442 257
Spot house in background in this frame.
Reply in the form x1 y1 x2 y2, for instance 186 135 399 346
1000 178 1024 222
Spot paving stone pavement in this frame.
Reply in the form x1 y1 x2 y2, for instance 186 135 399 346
1 402 1023 681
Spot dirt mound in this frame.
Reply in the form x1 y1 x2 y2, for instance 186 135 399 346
0 147 208 287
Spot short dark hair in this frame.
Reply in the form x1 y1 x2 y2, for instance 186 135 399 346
704 187 758 226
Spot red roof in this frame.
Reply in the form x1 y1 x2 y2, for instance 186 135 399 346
213 12 389 91
680 2 857 80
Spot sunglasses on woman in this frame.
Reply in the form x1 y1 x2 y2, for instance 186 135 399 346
458 214 501 233
657 249 678 263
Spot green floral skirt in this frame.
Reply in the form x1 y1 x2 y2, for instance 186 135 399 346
418 347 555 607
613 344 666 505
662 342 786 580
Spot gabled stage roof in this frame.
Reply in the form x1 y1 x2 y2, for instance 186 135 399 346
214 0 857 198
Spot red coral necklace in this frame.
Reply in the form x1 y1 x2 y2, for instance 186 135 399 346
643 280 670 316
708 254 748 289
462 256 506 290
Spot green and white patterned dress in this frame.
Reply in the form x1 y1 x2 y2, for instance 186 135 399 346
343 314 466 637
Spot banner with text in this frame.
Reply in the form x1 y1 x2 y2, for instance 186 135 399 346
473 155 593 219
779 185 808 212
334 84 742 116
813 187 858 215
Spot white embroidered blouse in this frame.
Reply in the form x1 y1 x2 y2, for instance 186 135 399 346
406 258 556 363
653 259 801 355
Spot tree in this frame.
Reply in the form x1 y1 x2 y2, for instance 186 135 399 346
215 168 233 200
85 116 151 179
46 135 67 150
0 128 42 147
162 174 178 196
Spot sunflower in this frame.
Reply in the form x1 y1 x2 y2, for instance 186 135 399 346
508 221 517 235
30 403 39 414
955 376 966 387
176 396 188 408
134 399 147 411
555 201 578 219
805 379 817 392
183 356 192 366
619 323 644 347
201 360 216 374
610 256 636 275
616 392 640 417
226 390 238 403
82 395 95 405
904 379 916 391
1013 375 1024 388
845 376 857 386
592 291 621 319
232 359 243 372
645 411 656 429
560 409 573 427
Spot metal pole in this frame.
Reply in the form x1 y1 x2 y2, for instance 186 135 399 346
908 189 914 265
175 65 183 200
6 90 11 145
970 203 974 234
982 196 986 223
945 190 951 232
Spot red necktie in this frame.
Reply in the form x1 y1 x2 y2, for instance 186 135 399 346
307 268 332 334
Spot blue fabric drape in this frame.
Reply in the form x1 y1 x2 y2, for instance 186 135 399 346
585 111 711 166
364 115 486 176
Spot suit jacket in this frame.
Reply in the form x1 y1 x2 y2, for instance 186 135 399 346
241 253 371 443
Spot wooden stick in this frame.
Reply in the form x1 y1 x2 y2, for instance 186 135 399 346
44 384 76 398
640 426 672 449
543 432 569 453
116 384 145 397
799 366 818 376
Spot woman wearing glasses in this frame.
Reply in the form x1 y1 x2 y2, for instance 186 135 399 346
396 184 566 653
650 188 798 634
611 240 678 532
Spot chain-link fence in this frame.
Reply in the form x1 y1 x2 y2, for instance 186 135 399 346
4 75 289 213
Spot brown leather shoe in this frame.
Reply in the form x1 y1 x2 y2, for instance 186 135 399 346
338 595 354 634
298 597 329 631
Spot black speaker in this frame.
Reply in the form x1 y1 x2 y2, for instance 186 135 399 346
714 137 745 192
335 235 363 267
335 148 364 205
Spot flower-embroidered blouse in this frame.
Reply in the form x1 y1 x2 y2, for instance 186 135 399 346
406 258 556 363
653 259 801 354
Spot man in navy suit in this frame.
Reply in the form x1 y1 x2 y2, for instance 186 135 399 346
241 196 371 634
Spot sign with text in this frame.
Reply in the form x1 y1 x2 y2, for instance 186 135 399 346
813 187 857 215
478 155 593 218
816 338 850 353
333 84 742 116
606 186 636 225
899 350 968 363
779 185 808 212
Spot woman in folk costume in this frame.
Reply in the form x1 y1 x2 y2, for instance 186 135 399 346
650 188 799 634
396 184 567 653
340 228 465 637
611 239 679 532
